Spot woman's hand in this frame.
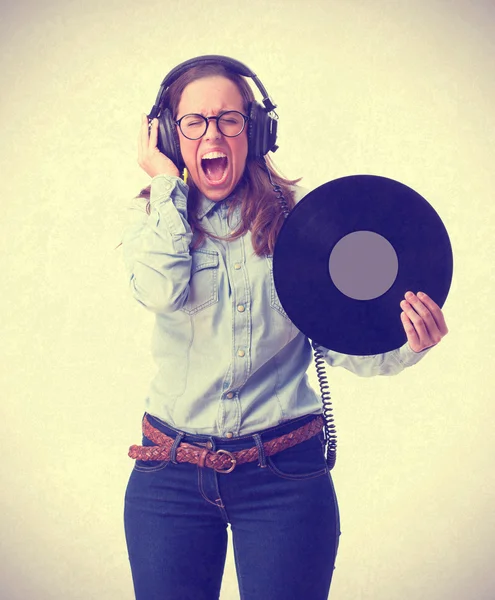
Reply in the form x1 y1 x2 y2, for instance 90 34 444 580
400 291 449 353
137 114 181 179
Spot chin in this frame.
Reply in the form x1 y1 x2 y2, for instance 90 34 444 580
201 190 229 202
199 184 235 202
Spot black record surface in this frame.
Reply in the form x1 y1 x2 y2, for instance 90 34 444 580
273 175 453 355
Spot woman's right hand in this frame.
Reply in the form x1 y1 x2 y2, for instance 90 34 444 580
137 114 181 179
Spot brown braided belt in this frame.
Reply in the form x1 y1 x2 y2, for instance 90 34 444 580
128 415 324 474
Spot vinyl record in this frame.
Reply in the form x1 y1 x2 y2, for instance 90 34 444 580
273 175 453 355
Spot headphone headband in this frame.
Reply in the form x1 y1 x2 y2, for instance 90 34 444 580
149 55 277 119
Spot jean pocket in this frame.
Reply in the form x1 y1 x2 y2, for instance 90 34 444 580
266 433 329 480
180 249 220 315
265 254 291 321
133 459 170 473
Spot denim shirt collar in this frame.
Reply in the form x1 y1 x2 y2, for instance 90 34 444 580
196 195 218 219
196 192 236 220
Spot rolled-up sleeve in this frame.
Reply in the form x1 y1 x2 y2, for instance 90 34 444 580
315 342 433 377
121 174 193 313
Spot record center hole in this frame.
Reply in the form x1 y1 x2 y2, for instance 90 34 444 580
329 231 398 300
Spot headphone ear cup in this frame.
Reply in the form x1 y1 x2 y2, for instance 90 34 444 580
157 108 184 171
248 102 278 159
247 103 261 159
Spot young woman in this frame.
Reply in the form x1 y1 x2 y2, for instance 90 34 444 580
122 56 448 600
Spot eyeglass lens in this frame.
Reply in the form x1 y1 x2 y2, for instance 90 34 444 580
179 111 246 139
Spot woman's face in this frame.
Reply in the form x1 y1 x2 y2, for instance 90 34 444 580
176 75 249 202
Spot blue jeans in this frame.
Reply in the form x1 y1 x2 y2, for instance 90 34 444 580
124 413 340 600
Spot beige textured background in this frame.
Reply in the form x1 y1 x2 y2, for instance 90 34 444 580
1 0 494 598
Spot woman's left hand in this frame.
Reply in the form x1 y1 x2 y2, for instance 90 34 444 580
400 291 449 353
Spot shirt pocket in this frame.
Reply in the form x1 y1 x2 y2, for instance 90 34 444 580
180 248 220 315
265 254 291 321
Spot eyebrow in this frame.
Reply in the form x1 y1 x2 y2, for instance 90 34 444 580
176 108 245 121
185 107 240 116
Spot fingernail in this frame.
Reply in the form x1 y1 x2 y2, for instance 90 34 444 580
418 291 425 298
405 291 414 299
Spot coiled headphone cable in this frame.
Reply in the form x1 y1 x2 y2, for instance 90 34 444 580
264 159 337 469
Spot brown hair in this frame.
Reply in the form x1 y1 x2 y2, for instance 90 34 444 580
137 63 301 256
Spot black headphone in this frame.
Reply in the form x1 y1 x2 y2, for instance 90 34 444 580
147 55 279 171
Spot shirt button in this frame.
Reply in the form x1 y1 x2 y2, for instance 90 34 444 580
226 392 234 399
234 263 241 270
225 432 234 439
237 304 245 312
237 349 245 357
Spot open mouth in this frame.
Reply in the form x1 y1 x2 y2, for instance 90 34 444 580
201 152 229 184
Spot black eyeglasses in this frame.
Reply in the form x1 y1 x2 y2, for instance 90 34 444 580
175 110 249 140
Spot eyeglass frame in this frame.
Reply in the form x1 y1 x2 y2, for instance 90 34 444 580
174 110 250 140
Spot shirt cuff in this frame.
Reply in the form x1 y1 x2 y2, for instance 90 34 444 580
397 343 433 367
150 174 189 211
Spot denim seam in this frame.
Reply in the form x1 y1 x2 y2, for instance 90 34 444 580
170 317 193 420
179 265 218 314
266 255 292 321
197 467 229 520
133 461 170 473
179 251 219 315
272 352 287 422
231 535 246 600
329 473 341 562
266 458 329 480
198 467 221 507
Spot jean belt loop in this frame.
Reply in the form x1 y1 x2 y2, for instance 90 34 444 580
252 433 267 468
169 431 185 464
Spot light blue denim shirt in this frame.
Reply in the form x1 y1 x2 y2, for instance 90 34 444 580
122 174 429 437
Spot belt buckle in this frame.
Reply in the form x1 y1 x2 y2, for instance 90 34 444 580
213 449 237 473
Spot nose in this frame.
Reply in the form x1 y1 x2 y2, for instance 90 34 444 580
204 117 222 140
